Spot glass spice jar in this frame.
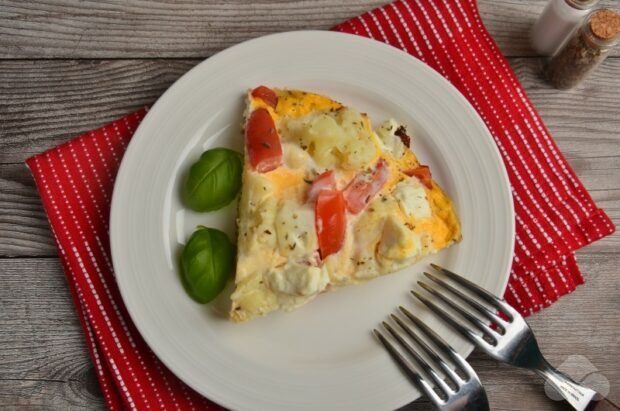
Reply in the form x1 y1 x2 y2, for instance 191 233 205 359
531 0 600 56
544 8 620 89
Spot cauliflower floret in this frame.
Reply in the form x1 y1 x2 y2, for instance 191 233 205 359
376 119 406 159
335 108 379 169
275 201 318 258
283 142 312 169
377 216 422 265
284 108 378 170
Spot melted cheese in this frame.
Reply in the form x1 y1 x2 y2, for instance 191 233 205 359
231 87 461 322
275 201 317 259
264 167 304 196
275 90 342 118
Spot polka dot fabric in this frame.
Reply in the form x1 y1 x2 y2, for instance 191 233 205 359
26 1 615 409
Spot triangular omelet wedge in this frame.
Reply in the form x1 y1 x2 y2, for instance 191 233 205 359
231 86 461 322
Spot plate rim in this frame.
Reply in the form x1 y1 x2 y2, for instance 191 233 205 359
110 30 515 410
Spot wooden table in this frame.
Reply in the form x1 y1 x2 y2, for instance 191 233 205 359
1 1 618 409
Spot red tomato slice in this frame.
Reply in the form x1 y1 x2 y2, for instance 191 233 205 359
343 159 390 214
245 108 282 173
404 165 432 189
307 170 336 203
315 190 346 259
251 86 278 109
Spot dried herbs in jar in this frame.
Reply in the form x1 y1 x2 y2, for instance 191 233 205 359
544 8 620 89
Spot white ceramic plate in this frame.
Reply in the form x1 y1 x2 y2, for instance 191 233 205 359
111 31 514 411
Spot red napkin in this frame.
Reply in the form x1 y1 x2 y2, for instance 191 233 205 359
26 0 615 409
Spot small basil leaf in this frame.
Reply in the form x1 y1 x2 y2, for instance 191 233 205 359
183 148 243 212
180 227 235 304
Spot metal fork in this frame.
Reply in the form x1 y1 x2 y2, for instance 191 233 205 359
413 263 619 411
374 306 489 411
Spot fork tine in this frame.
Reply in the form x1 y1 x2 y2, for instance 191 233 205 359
430 263 514 320
398 306 459 359
373 329 444 407
424 272 507 331
392 312 463 386
382 321 453 397
419 280 498 344
411 289 491 349
399 306 482 383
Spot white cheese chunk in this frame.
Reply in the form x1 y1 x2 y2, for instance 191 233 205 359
266 262 329 297
392 178 432 220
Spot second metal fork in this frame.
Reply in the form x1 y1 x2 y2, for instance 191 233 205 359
414 263 619 411
374 306 489 411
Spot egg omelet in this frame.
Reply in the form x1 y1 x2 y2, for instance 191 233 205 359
230 86 461 322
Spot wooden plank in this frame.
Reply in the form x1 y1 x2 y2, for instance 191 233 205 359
1 0 617 59
2 56 619 163
1 2 618 410
0 258 105 409
0 0 386 58
1 57 618 256
0 163 55 256
0 59 198 164
1 255 617 410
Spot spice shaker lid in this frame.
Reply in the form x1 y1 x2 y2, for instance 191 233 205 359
590 9 620 41
566 0 600 10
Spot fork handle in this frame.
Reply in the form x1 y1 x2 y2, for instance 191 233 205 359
585 398 620 411
537 365 619 411
536 363 614 411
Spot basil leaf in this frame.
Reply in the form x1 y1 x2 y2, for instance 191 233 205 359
183 148 243 212
180 227 235 304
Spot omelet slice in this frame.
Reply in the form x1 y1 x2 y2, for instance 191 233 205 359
230 87 461 322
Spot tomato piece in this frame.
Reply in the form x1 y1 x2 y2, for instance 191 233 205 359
245 108 282 173
404 165 432 189
343 159 390 214
307 170 336 203
315 190 346 259
251 86 278 109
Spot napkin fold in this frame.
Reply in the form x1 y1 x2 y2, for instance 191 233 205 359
26 0 615 409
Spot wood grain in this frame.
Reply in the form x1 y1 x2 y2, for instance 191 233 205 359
1 57 618 256
1 1 619 409
1 0 617 59
0 59 197 163
0 0 386 58
0 254 616 410
0 258 105 409
2 57 619 163
0 163 56 256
